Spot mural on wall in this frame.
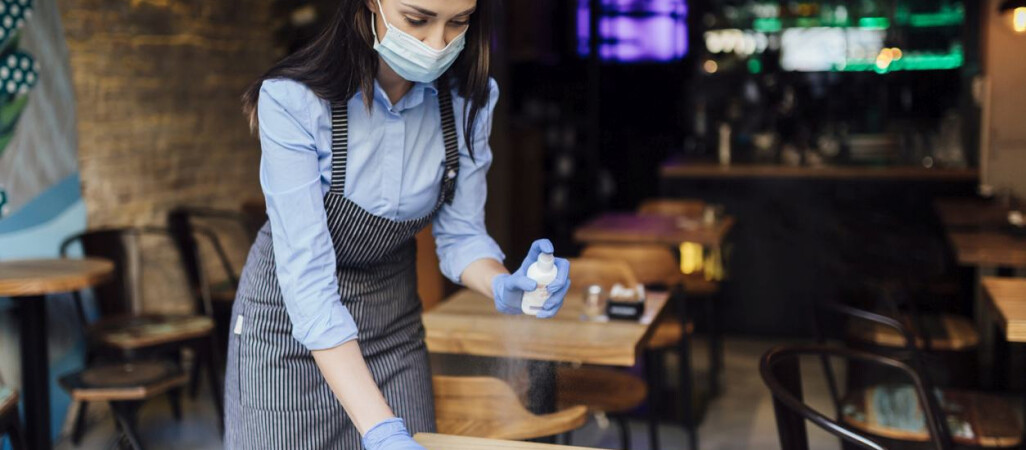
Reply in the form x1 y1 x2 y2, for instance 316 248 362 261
0 0 39 219
0 0 83 444
0 0 76 224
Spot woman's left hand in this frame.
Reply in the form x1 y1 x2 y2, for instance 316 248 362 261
540 256 571 318
362 418 425 450
491 239 571 318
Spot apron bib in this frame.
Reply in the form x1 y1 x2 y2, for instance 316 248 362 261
224 87 460 449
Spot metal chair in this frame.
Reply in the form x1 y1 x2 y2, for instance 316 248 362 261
166 207 254 355
59 227 223 442
59 360 188 450
814 302 1022 449
760 344 948 450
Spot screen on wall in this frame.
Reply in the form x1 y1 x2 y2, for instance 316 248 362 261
577 0 688 63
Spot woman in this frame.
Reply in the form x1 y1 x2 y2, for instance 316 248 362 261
225 0 571 448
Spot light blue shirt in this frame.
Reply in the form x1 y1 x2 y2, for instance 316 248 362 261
257 77 505 351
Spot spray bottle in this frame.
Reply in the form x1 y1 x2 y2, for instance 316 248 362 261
522 252 557 316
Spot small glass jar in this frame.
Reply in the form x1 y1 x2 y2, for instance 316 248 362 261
582 284 606 321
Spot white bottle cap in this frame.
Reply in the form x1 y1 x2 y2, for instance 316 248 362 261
537 252 554 270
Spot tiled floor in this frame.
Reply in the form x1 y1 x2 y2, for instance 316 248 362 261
56 337 843 449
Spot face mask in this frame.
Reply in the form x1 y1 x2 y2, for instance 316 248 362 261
372 0 467 83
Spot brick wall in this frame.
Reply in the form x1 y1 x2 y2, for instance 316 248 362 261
60 0 277 312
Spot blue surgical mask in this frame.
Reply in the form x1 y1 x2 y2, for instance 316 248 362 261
372 0 467 83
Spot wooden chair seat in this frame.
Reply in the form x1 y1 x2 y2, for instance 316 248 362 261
433 376 587 441
842 385 1022 448
646 316 694 350
556 366 647 414
60 361 188 402
846 313 980 351
88 314 214 350
0 386 16 417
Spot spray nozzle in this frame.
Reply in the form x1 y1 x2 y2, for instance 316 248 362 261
536 252 555 270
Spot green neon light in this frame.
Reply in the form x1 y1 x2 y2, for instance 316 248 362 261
795 17 819 28
833 46 964 73
748 58 763 74
908 9 964 27
858 17 890 29
753 17 782 32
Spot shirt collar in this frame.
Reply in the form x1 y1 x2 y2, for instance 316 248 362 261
361 79 439 114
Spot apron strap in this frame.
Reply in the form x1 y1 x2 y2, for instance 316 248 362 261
328 87 460 203
437 88 460 205
329 100 349 195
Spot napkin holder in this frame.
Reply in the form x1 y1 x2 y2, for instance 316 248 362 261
607 298 644 321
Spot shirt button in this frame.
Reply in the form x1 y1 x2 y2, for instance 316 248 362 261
447 169 457 180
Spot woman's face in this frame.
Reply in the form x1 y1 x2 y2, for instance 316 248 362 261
369 0 477 50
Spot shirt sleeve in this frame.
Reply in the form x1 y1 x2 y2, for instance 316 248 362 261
433 78 506 284
258 79 358 351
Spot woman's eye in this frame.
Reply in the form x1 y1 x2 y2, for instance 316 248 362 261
404 16 427 26
449 20 470 27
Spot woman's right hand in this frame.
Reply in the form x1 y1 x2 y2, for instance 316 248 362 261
361 418 426 450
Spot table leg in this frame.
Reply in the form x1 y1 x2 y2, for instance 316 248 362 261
18 296 51 450
526 360 557 443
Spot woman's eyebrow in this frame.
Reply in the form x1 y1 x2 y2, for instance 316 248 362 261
400 3 476 17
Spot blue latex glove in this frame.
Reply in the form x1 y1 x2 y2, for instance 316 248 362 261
362 418 425 450
491 238 571 318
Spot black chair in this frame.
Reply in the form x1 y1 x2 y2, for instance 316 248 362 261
0 384 26 450
829 212 979 389
761 344 949 450
167 207 256 356
59 360 188 450
813 303 1022 449
59 227 223 443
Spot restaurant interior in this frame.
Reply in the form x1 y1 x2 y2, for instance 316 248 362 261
1 0 1025 448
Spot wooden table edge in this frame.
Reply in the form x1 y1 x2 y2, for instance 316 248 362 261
424 291 670 367
982 276 1026 343
0 257 115 297
413 432 600 449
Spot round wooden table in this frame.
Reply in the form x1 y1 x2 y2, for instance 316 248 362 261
0 258 114 450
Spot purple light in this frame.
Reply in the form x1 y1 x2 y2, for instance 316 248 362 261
578 0 689 63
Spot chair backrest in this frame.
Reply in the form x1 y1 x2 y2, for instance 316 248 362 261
60 228 135 319
811 302 953 448
638 199 706 217
760 345 949 450
432 376 587 441
566 257 639 290
167 207 246 295
581 244 680 287
60 227 204 321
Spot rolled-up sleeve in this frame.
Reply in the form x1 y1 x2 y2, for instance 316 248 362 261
433 79 506 284
258 79 358 350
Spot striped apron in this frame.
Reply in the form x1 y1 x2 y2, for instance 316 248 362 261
224 88 460 449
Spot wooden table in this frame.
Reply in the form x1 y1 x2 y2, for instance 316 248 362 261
415 433 599 449
425 288 667 420
946 232 1026 269
983 277 1026 343
934 198 1014 228
573 212 734 247
424 289 668 367
660 162 979 182
0 258 114 450
934 198 1026 269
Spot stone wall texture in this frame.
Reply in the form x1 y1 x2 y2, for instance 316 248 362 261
60 0 278 312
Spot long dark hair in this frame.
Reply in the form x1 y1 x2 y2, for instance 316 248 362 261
242 0 494 157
